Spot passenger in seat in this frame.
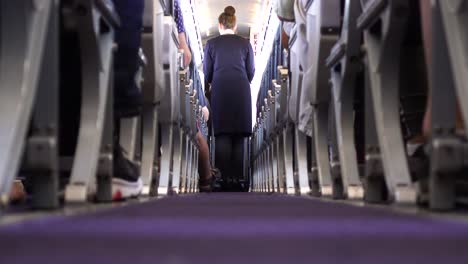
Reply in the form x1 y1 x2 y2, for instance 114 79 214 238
113 0 218 197
173 0 219 192
204 6 255 191
111 0 146 199
8 0 216 202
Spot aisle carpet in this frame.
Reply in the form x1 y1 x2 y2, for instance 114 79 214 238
1 193 468 263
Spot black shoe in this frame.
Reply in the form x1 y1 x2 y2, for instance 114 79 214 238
230 180 244 192
211 168 223 191
238 179 249 192
112 145 142 200
199 168 223 192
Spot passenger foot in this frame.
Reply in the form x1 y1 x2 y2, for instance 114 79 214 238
9 180 27 204
199 168 222 192
112 178 143 201
112 145 142 200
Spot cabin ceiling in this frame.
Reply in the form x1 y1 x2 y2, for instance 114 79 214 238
194 0 265 41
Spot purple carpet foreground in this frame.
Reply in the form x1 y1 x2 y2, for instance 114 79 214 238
1 193 468 263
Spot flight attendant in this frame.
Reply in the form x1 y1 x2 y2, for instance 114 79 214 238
204 6 255 191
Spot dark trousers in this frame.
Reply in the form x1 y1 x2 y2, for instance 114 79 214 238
112 0 144 110
215 135 246 191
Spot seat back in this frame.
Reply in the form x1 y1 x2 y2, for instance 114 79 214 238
0 0 55 204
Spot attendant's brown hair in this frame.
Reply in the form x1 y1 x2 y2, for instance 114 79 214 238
218 6 236 29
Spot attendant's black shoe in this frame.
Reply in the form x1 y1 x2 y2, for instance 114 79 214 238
230 180 245 192
112 145 142 200
238 179 249 192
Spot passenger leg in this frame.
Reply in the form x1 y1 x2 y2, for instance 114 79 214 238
113 0 144 118
420 0 432 138
420 0 464 137
196 131 217 191
111 0 145 199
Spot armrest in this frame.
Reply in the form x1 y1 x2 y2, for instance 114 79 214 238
94 0 120 28
356 0 388 30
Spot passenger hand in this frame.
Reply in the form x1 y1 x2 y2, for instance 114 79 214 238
183 46 192 68
178 33 192 68
202 106 210 122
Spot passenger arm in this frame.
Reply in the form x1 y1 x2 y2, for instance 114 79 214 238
173 0 191 67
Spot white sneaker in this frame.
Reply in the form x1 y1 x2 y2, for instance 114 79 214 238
112 177 143 200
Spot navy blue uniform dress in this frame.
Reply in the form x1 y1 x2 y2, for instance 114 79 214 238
204 34 255 137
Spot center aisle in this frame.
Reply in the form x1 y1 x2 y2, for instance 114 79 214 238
1 193 468 263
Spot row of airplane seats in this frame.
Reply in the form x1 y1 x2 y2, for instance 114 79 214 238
252 0 468 211
0 0 205 210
